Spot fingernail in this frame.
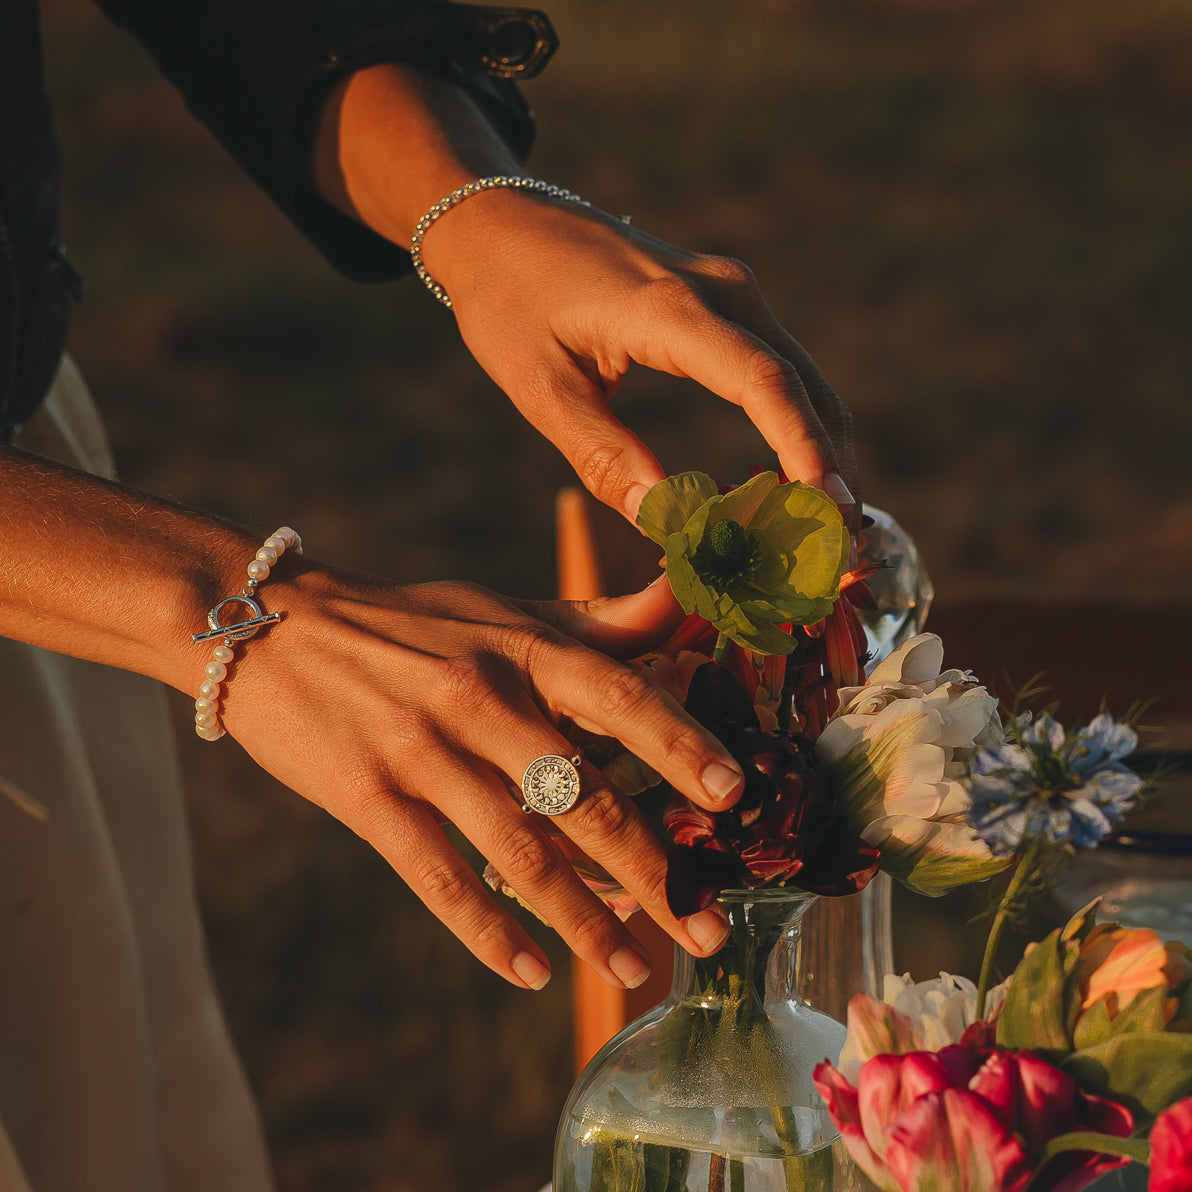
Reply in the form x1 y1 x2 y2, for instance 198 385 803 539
609 945 651 989
685 907 730 953
627 484 651 520
701 760 743 804
823 472 855 507
512 951 551 991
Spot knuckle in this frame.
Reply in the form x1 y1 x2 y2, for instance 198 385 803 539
568 904 621 959
566 784 635 840
486 618 566 678
574 439 634 505
495 825 562 888
431 656 489 705
411 858 474 911
334 756 395 819
465 913 518 958
593 667 659 723
745 347 804 393
697 253 758 292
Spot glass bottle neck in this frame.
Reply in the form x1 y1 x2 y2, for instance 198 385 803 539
669 891 813 1007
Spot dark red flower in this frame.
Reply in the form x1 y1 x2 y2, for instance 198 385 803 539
663 661 879 916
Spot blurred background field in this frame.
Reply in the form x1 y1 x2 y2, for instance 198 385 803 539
38 1 1192 1189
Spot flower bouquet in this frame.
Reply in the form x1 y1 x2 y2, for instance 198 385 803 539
814 711 1192 1192
487 471 1184 1191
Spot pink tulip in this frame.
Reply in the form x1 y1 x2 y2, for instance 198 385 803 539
883 1088 1033 1192
815 1046 1134 1192
1149 1098 1192 1192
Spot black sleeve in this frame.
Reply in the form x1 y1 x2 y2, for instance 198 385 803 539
89 0 556 281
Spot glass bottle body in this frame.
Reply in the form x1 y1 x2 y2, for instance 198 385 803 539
554 891 868 1192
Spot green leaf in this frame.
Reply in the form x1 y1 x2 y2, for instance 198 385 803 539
1072 997 1114 1051
636 472 719 546
1036 1132 1150 1165
1101 986 1172 1041
1062 1032 1192 1125
997 927 1075 1053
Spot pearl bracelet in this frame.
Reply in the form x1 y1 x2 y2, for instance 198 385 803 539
410 175 590 309
191 526 302 741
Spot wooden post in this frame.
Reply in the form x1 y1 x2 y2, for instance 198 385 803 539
556 488 674 1072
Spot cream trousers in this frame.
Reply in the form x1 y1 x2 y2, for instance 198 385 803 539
0 359 273 1192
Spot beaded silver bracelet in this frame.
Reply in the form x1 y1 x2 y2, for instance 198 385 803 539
191 526 302 741
410 175 590 309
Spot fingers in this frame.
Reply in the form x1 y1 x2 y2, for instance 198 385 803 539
515 574 683 661
342 788 557 990
450 204 858 518
620 268 850 496
505 625 745 813
498 346 667 521
350 735 726 992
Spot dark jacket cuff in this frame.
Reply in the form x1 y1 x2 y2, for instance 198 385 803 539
91 0 556 281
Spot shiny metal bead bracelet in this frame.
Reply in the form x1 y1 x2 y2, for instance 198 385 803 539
409 175 589 309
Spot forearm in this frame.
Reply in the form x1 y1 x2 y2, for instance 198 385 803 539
311 59 568 309
0 447 260 693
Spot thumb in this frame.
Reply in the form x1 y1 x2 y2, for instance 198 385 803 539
517 574 684 660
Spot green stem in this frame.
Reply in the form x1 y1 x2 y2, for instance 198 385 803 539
1035 1132 1150 1166
712 632 731 661
976 840 1041 1018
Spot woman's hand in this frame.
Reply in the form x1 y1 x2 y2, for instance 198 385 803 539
316 63 859 522
425 190 859 522
1 451 737 990
222 565 744 990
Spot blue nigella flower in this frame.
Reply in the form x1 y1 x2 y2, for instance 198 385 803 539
965 711 1144 857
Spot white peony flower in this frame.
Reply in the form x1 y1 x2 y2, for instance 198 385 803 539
816 633 1010 895
836 971 1008 1083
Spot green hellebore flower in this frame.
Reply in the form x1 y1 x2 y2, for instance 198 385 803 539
636 471 849 655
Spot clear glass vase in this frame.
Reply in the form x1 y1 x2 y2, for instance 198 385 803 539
553 890 869 1192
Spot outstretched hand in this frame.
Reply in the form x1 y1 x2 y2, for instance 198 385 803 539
316 63 859 524
422 190 859 522
221 565 743 991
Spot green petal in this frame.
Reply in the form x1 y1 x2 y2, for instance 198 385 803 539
866 816 1012 896
635 472 719 546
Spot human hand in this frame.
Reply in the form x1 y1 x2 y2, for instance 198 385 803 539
421 188 859 523
219 566 744 991
315 64 857 523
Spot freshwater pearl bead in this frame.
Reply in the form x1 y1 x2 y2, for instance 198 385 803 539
193 526 299 743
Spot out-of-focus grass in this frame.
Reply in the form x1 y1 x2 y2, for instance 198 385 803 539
37 0 1192 1188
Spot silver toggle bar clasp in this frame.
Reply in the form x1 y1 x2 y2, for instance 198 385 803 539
192 595 281 644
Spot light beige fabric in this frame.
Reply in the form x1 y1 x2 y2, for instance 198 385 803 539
0 359 274 1192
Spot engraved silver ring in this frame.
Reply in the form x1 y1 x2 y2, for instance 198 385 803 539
520 753 583 816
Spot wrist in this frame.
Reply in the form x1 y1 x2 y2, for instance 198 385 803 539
314 63 520 246
189 527 303 741
412 177 590 308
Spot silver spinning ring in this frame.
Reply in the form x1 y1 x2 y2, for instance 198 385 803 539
520 753 583 816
